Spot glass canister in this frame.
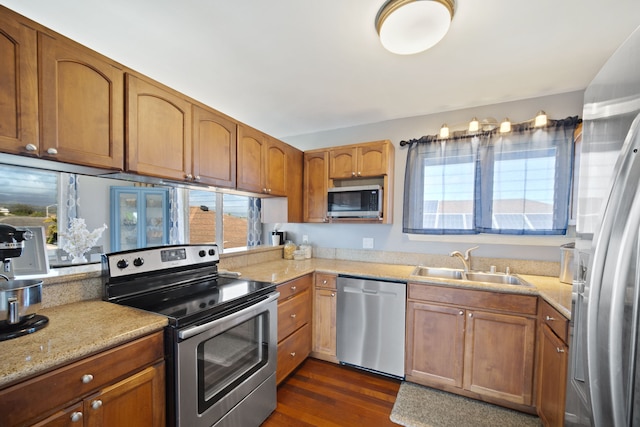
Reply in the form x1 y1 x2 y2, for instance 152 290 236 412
283 240 296 260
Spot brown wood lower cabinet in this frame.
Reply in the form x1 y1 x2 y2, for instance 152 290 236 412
537 300 569 427
405 283 537 411
0 331 165 427
311 273 338 362
276 274 312 384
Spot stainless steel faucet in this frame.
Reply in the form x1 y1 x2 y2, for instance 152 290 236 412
449 246 479 272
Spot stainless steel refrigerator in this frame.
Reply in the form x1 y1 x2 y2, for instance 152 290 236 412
566 24 640 426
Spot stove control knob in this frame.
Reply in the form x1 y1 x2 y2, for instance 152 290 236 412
199 250 206 257
133 257 144 267
116 259 128 269
208 249 216 256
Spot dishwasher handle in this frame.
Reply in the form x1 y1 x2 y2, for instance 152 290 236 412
342 285 398 297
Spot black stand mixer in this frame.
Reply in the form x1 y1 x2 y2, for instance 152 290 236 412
0 224 48 340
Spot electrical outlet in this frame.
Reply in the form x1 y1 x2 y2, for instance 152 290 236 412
363 237 374 249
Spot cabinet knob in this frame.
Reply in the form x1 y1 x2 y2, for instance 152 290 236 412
357 171 362 176
186 174 193 180
70 412 83 422
459 310 464 315
291 286 297 291
290 352 296 357
46 147 58 155
351 171 356 177
468 313 473 318
331 292 335 297
290 313 297 319
194 175 201 181
322 280 327 285
556 347 565 353
545 316 556 321
24 143 38 152
91 399 103 410
81 374 94 384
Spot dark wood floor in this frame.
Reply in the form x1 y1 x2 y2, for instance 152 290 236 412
262 358 401 427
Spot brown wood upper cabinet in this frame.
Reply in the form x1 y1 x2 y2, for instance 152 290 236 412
126 74 193 181
329 140 391 179
303 150 329 223
39 33 125 170
0 11 38 155
192 105 237 187
0 7 124 170
237 124 288 196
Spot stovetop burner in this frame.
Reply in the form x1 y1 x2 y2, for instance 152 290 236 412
102 244 276 329
0 315 49 341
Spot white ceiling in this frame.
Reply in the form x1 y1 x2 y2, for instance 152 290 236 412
2 0 640 139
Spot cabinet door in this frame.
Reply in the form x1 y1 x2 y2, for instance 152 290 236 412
39 33 124 169
464 310 536 405
328 147 357 179
84 362 165 427
286 145 303 223
303 150 329 222
237 125 266 193
405 301 465 388
0 12 38 155
192 105 237 188
313 287 337 358
265 137 287 196
358 142 389 177
537 324 568 427
31 402 84 427
126 74 192 180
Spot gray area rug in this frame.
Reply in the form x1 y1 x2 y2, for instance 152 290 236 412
390 382 542 427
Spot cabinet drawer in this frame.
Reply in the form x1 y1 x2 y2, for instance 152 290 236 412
315 272 337 290
278 288 311 341
277 274 312 301
540 300 568 343
277 322 311 384
408 283 537 316
0 331 164 426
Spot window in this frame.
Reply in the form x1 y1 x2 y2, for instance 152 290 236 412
188 190 253 250
403 121 577 235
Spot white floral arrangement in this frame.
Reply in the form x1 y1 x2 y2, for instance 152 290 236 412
59 218 107 262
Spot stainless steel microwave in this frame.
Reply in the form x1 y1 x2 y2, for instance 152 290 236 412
327 185 382 218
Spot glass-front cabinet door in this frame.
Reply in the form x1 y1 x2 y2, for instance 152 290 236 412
110 187 169 251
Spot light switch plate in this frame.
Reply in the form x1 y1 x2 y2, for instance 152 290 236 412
363 237 374 249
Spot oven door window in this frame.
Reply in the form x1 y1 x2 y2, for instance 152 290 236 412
197 311 269 413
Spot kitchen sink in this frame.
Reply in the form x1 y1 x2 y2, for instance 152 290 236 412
410 266 528 286
410 266 465 280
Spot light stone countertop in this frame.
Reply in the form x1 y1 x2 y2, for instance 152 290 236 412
0 300 167 389
233 258 572 318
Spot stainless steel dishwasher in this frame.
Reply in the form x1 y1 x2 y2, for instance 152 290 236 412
336 275 406 378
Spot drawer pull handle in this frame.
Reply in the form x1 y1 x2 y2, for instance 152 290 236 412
546 316 556 321
70 412 83 422
290 352 296 357
556 348 565 353
290 313 297 319
291 286 297 291
91 400 103 410
81 374 94 384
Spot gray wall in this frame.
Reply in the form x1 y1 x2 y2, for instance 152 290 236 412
269 90 585 262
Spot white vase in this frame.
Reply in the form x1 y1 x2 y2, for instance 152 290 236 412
71 253 88 264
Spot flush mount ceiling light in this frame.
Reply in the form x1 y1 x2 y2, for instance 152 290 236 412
375 0 455 55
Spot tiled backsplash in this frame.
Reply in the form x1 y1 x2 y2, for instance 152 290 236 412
40 245 559 309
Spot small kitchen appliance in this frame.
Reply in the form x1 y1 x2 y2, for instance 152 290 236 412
0 224 48 341
327 184 383 219
102 244 278 427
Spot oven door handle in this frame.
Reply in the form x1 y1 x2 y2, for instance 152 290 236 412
178 292 279 340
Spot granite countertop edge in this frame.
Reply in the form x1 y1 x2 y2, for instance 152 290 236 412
234 258 572 319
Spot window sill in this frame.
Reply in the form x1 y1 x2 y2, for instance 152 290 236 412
406 233 574 247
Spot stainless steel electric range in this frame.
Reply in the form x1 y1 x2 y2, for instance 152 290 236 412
102 244 278 427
